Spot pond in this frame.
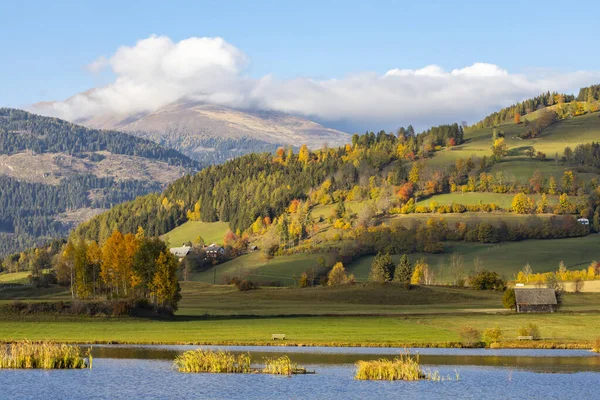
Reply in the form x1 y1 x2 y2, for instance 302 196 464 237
1 345 599 399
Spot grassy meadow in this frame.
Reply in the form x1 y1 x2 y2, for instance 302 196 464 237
162 221 230 246
1 282 600 346
346 235 600 282
190 252 324 285
0 272 30 285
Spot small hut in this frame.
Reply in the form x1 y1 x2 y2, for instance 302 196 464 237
514 288 557 313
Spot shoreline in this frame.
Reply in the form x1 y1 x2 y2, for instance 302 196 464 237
1 339 594 350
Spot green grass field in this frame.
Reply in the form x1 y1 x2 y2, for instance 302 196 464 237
162 221 230 246
0 272 30 285
1 283 600 346
416 192 567 209
190 252 324 285
345 235 600 282
428 109 600 172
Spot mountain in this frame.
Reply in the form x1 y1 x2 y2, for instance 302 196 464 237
75 101 351 163
0 108 199 255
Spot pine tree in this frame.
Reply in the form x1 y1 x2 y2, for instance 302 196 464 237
369 253 395 283
394 254 413 288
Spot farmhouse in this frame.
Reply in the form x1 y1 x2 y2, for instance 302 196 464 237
169 244 192 260
514 288 557 313
205 243 225 258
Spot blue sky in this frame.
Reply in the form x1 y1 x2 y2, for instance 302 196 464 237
2 0 600 129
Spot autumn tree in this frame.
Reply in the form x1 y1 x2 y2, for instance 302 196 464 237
512 193 535 214
536 193 548 214
492 138 507 159
514 112 521 124
149 251 181 311
327 262 350 286
101 230 139 297
298 144 311 165
548 176 557 195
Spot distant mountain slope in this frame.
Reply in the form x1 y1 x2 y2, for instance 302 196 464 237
0 108 199 255
76 101 350 163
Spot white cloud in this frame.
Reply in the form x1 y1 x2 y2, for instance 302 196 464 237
85 56 108 74
35 35 600 129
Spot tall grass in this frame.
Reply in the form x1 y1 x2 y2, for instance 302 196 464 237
355 352 426 381
592 337 600 353
174 349 312 375
0 341 91 369
355 351 458 381
174 349 251 373
263 355 310 375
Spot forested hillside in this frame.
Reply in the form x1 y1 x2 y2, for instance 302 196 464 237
74 86 600 262
0 109 199 255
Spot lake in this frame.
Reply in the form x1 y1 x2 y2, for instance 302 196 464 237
1 345 599 399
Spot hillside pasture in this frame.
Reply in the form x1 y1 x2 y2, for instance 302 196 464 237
162 221 230 247
0 272 30 285
189 252 324 286
416 192 567 209
345 235 600 283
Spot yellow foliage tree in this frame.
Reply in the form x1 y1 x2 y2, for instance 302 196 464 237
187 201 201 221
327 262 349 286
149 251 181 310
298 144 311 164
511 193 534 214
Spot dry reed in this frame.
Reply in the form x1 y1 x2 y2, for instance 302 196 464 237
0 341 91 369
355 351 458 381
174 349 252 373
174 349 312 375
355 352 426 381
263 355 310 375
592 337 600 353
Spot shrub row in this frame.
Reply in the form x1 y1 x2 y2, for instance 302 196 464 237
1 299 174 318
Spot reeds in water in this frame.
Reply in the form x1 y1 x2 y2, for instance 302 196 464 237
174 349 312 375
0 341 91 369
593 337 600 353
355 352 426 381
263 355 310 375
174 349 252 373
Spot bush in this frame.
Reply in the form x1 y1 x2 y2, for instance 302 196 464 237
518 323 541 340
482 326 503 346
469 270 505 291
237 280 258 291
503 288 516 310
458 325 482 347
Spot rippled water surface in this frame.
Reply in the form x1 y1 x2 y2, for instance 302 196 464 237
1 345 599 400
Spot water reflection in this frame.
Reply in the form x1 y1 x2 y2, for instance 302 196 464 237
90 345 600 374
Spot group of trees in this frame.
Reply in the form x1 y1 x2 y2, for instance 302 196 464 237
565 142 600 169
54 228 181 311
577 84 600 103
368 253 414 287
469 91 575 129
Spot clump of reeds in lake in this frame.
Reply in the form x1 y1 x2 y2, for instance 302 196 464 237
355 352 426 381
263 355 312 375
593 337 600 353
174 349 313 375
355 351 458 381
174 349 252 373
0 341 91 369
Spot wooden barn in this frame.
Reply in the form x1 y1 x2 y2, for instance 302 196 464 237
514 288 557 313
